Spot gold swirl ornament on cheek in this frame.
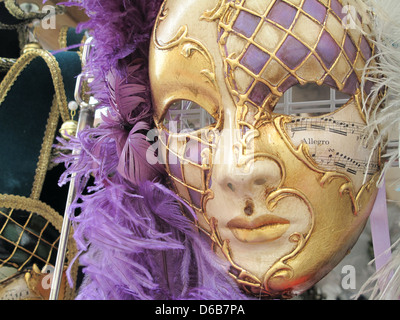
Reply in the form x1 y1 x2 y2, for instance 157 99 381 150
205 114 379 298
225 124 292 245
205 118 316 298
261 115 380 296
262 186 314 297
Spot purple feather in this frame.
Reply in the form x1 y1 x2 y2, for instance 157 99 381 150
107 61 152 126
116 121 164 184
56 0 251 300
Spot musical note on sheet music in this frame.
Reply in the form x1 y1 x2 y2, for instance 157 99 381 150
308 149 379 177
287 117 365 141
285 115 380 185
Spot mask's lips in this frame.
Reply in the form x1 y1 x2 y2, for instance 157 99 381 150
227 215 290 243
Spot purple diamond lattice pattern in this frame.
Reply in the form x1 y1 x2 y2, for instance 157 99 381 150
218 0 374 108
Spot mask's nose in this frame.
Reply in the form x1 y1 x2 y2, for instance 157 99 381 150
211 126 283 213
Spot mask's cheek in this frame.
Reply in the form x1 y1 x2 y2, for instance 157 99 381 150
282 99 380 192
157 128 215 226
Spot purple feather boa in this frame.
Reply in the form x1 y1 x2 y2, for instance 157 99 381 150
57 0 250 300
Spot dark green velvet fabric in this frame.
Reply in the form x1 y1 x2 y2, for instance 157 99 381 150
56 51 82 120
0 29 20 59
0 51 81 199
0 48 82 270
66 27 86 51
0 3 85 273
0 56 52 198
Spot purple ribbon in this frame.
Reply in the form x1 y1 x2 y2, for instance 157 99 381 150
370 180 392 273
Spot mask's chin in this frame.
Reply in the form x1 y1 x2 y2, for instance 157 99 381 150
203 183 314 283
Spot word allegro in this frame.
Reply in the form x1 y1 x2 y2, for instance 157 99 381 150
154 304 245 317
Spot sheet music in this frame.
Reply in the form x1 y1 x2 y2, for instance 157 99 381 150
285 115 380 190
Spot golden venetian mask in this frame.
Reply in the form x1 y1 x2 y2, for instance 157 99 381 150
149 0 381 298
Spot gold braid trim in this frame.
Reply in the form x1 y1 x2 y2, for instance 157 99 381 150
0 57 16 72
0 49 79 298
0 47 72 200
58 26 69 49
0 194 78 300
0 47 70 122
0 21 25 29
0 194 62 234
30 95 60 200
0 36 80 301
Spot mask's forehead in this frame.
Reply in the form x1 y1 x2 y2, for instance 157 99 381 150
153 0 229 98
155 0 216 38
153 0 374 115
209 0 374 110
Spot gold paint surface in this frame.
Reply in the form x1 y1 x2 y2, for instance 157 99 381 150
149 0 381 299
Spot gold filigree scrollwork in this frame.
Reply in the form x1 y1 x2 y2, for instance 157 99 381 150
209 217 266 296
205 148 312 298
232 124 259 172
153 5 217 89
262 188 314 297
201 0 230 22
274 115 370 216
209 182 315 300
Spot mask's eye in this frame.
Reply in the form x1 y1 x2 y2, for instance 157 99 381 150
275 83 351 117
163 100 217 133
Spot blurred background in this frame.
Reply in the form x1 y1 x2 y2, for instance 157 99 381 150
2 0 399 300
15 0 88 50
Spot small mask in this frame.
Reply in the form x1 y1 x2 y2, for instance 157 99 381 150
149 0 380 298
